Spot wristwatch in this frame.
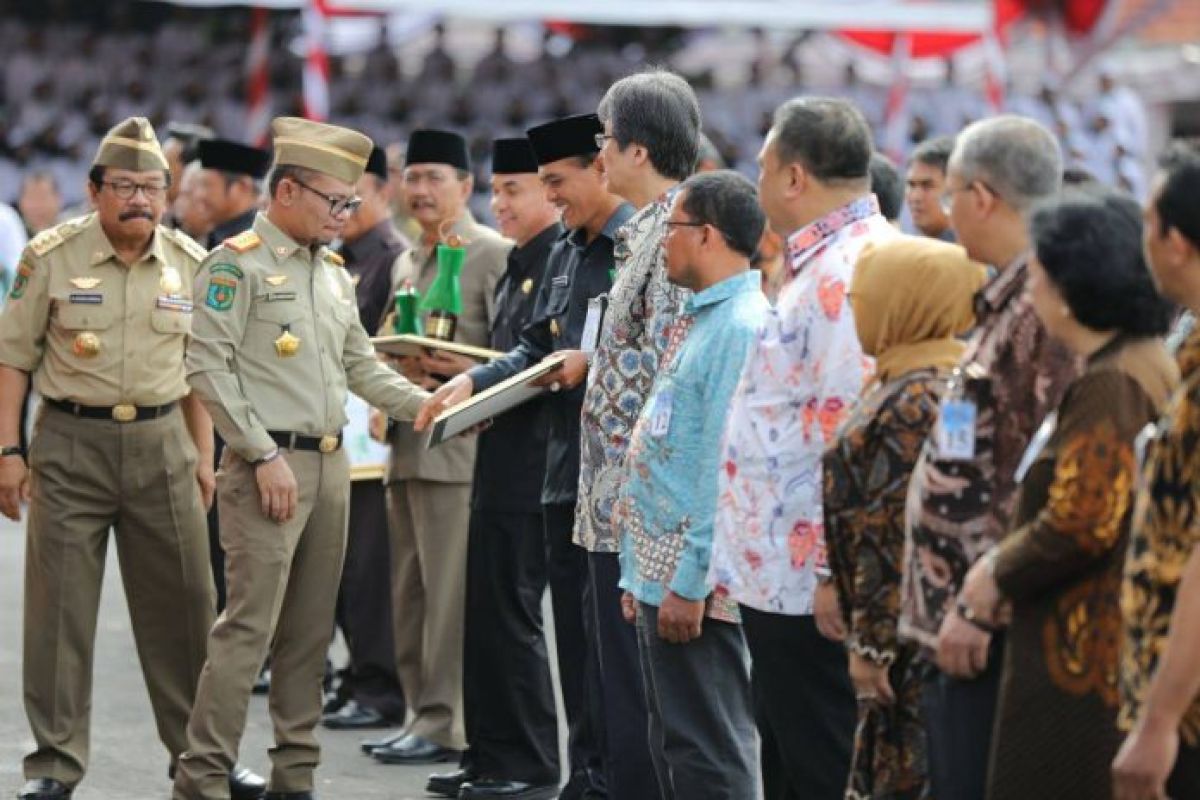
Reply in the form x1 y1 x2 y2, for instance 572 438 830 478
0 445 25 458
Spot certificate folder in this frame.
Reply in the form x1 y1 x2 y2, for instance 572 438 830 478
427 354 567 448
371 334 504 362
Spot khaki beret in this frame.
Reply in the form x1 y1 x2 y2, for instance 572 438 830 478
270 117 373 185
93 117 169 172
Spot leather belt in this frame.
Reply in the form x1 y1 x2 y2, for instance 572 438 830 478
267 430 343 454
46 398 176 423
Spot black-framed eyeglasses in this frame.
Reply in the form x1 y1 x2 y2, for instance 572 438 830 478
940 179 998 215
101 180 168 201
291 177 363 216
594 133 616 149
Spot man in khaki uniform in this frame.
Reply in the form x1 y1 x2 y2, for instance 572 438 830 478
172 117 430 800
363 130 509 765
0 118 265 800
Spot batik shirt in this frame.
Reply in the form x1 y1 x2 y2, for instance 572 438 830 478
575 189 688 553
711 195 893 615
1121 327 1200 744
618 270 768 622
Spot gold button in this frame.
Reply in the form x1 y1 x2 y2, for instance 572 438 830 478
112 404 137 423
318 435 339 453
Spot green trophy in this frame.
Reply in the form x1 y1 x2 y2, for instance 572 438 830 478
420 232 465 341
393 279 424 335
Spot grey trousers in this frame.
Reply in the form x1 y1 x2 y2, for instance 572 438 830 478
635 602 759 800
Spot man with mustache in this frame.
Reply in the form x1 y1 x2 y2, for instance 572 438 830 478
0 117 265 800
363 129 509 767
173 116 430 800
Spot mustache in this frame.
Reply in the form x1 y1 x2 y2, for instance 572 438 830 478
118 210 155 222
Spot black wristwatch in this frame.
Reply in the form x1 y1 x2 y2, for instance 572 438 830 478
0 445 25 459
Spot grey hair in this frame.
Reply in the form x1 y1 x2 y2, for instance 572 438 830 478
949 115 1062 213
770 97 872 187
597 69 701 181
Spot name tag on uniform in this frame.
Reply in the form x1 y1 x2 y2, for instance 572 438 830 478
68 292 103 305
648 389 674 438
266 291 297 302
935 399 977 461
581 295 608 356
551 275 570 288
156 295 194 312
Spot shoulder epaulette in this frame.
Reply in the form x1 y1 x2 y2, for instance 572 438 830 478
325 250 345 267
162 227 209 262
224 230 262 254
28 218 86 257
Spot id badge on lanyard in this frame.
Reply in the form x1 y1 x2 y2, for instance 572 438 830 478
581 294 608 356
935 365 980 461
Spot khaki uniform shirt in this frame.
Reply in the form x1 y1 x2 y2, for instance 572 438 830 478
186 213 428 462
0 212 207 406
385 213 509 484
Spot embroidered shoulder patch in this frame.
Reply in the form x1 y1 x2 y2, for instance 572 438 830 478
206 275 238 311
9 262 33 300
209 262 244 279
224 231 261 254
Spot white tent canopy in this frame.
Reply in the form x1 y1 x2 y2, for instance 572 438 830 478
148 0 996 33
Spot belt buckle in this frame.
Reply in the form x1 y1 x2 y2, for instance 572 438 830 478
318 435 339 454
112 404 137 423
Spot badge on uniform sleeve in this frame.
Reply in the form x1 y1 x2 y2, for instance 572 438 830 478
10 262 32 300
205 264 242 311
159 266 183 295
73 332 101 358
275 326 301 357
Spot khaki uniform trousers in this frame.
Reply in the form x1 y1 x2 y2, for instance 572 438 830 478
23 405 215 786
173 448 349 799
386 479 470 750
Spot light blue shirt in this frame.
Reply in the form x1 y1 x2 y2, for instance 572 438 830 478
618 269 768 611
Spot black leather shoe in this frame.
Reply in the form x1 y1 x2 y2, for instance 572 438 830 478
458 779 558 799
17 779 71 800
372 733 458 765
321 699 393 730
263 793 313 800
359 728 405 754
426 767 476 798
229 764 268 799
252 667 272 695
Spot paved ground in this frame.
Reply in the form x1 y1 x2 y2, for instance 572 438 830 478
0 514 565 800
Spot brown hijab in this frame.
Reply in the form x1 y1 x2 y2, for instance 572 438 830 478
851 236 987 385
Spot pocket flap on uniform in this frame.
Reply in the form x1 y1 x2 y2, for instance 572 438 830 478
150 307 192 334
253 298 303 325
55 303 114 331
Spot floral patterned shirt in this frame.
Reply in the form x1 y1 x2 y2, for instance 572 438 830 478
617 270 768 622
575 189 689 553
711 195 894 615
1121 327 1200 744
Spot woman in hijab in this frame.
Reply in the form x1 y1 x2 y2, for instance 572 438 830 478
823 235 987 799
957 189 1177 799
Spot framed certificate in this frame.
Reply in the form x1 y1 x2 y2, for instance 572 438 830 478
427 354 567 449
371 334 503 362
344 393 390 481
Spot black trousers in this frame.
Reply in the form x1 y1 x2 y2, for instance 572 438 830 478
334 479 406 719
920 634 1004 800
636 603 758 800
1169 740 1200 800
544 503 605 794
462 507 559 785
585 551 665 800
740 606 856 800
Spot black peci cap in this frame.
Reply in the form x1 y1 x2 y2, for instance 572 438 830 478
197 138 272 179
405 129 470 172
366 146 388 181
491 138 539 175
526 113 602 166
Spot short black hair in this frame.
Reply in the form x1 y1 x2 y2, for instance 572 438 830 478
1031 188 1173 337
869 153 903 222
771 97 872 185
597 69 701 181
268 164 318 198
677 170 766 259
1154 141 1200 250
88 165 171 190
909 135 955 173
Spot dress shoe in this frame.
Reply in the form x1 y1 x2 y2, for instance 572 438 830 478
426 767 477 798
359 728 406 754
321 699 393 730
372 733 458 765
458 779 558 799
229 764 268 799
17 779 71 800
252 666 272 695
263 793 314 800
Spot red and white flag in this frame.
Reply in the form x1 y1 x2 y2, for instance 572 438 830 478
303 0 331 121
245 6 271 146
